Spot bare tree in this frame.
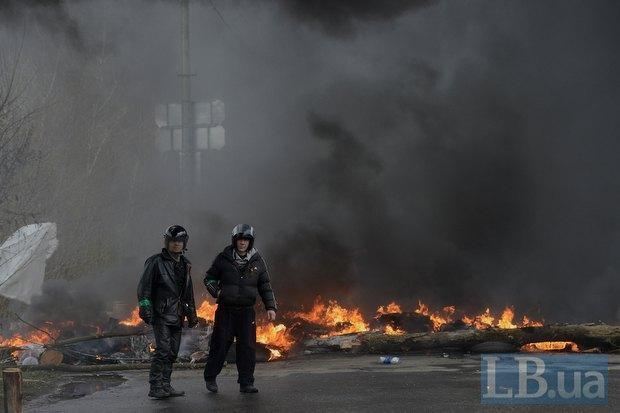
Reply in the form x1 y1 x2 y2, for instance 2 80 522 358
0 46 39 235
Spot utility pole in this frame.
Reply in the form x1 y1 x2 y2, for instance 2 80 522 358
154 1 226 201
179 0 194 198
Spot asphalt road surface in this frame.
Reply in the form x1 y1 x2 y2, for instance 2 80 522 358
26 354 619 412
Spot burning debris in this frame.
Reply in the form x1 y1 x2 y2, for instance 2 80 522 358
521 341 580 352
289 296 370 335
1 295 618 368
375 300 544 334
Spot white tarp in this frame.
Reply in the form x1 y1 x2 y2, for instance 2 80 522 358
0 223 58 304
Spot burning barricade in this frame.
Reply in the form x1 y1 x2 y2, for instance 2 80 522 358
1 296 618 368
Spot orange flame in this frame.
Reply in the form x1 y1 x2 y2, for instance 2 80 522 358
256 323 294 360
414 301 456 331
257 323 294 349
384 325 405 335
462 306 543 330
291 297 369 335
521 341 579 352
0 330 55 348
374 300 544 332
267 348 282 361
0 326 58 357
196 300 217 321
376 302 402 315
497 307 517 329
521 315 543 327
119 307 142 327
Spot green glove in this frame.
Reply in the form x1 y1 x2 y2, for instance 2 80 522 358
138 299 153 324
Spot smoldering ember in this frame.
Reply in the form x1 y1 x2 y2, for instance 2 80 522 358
0 1 619 412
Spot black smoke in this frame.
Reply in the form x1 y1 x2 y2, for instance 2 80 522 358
0 0 85 51
276 0 436 37
0 1 618 325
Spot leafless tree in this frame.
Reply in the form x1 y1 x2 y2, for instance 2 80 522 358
0 45 39 236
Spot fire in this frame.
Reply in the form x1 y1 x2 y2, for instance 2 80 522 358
0 330 54 348
374 300 544 332
461 306 543 330
120 299 217 327
0 296 549 365
291 297 369 335
384 325 405 335
267 348 282 361
462 308 494 329
376 302 402 315
256 323 294 360
256 323 294 349
119 308 142 326
0 326 58 357
196 299 217 321
521 315 543 327
521 341 580 352
414 301 456 331
497 307 517 329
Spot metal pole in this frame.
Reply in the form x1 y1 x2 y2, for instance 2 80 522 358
180 0 194 199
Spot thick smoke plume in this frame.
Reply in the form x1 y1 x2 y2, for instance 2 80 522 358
0 1 618 325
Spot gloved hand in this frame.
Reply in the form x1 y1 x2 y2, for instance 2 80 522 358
138 299 153 325
205 281 220 299
187 313 199 328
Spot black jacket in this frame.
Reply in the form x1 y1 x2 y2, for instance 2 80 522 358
137 249 198 326
204 246 277 311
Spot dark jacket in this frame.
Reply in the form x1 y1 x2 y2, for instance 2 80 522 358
137 249 198 326
204 246 277 311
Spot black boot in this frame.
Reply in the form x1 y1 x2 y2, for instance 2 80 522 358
205 380 218 393
148 386 169 399
240 384 258 393
163 384 185 397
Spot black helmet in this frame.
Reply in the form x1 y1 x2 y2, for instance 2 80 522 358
164 225 189 250
231 224 255 250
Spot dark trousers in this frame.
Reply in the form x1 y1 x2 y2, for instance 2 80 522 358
204 306 256 386
149 321 182 388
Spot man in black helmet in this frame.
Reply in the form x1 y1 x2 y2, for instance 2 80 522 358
203 224 277 394
137 225 199 399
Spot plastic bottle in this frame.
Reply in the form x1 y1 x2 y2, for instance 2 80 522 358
379 355 400 364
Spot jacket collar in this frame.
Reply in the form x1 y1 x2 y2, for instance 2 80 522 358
234 247 256 262
161 248 191 264
222 245 259 263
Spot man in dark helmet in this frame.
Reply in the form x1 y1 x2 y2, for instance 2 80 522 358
203 224 277 394
137 225 199 399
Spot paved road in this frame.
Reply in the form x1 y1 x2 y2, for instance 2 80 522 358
26 354 619 412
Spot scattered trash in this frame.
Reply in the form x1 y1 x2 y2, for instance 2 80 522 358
0 223 58 304
190 350 207 363
18 344 45 365
21 356 38 365
379 355 400 364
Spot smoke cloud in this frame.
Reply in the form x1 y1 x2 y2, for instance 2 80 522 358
276 0 436 37
0 0 619 324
